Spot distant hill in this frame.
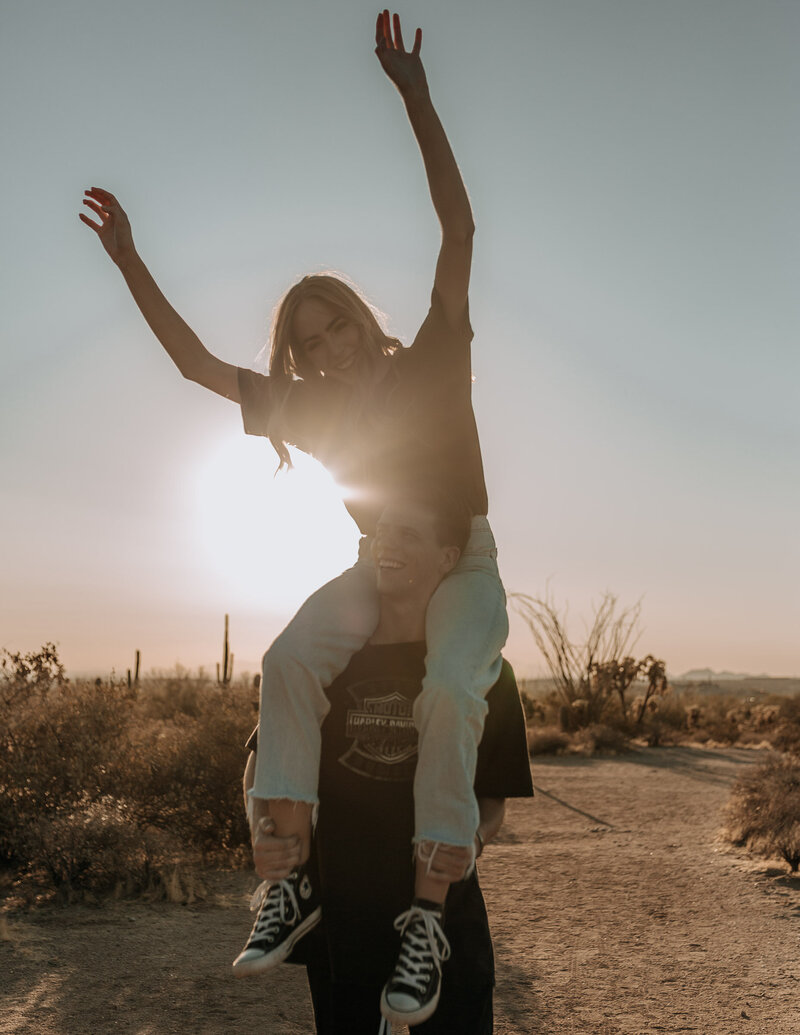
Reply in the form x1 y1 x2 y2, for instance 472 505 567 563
670 674 800 698
520 673 800 699
675 668 771 682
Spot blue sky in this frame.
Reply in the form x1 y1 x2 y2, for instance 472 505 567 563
2 0 798 677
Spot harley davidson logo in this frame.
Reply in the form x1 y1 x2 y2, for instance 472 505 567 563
339 679 419 781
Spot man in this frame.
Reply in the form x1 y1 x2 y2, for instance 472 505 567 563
237 493 533 1033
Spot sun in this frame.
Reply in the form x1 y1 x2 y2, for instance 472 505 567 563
191 432 359 611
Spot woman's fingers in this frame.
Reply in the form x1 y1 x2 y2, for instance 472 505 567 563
80 198 109 232
253 828 301 881
429 864 466 882
375 11 421 58
79 212 102 231
85 187 122 215
82 197 106 217
253 827 301 861
255 830 297 852
87 186 118 204
382 9 394 48
392 12 404 51
255 856 297 881
427 844 473 880
432 844 470 858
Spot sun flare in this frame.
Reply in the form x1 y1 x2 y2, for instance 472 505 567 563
192 433 359 611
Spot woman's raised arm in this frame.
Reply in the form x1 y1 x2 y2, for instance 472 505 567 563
80 187 240 402
375 11 474 327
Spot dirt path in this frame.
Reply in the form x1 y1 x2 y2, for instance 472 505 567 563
2 746 799 1035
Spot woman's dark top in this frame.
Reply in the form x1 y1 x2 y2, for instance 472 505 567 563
237 290 489 536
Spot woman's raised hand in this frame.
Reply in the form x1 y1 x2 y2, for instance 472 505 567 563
80 187 136 266
375 10 427 97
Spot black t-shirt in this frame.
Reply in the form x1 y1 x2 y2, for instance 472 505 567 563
237 291 489 535
245 644 533 1033
315 643 532 980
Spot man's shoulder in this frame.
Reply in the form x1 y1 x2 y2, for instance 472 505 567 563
485 657 526 718
477 657 534 800
488 657 519 697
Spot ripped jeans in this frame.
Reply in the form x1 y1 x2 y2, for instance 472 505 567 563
248 516 508 847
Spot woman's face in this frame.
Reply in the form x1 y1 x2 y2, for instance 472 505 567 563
292 297 367 385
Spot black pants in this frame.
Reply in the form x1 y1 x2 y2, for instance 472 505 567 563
306 957 494 1035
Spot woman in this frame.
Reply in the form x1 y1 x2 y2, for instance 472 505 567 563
81 11 508 1027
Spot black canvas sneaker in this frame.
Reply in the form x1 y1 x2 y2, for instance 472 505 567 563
380 899 451 1025
231 862 321 977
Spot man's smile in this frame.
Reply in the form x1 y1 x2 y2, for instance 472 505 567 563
378 557 405 570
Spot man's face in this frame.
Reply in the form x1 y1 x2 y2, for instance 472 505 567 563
372 501 460 603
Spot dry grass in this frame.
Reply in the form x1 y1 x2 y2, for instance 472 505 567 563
1 645 256 904
5 643 799 900
527 725 570 756
723 754 800 871
523 680 800 761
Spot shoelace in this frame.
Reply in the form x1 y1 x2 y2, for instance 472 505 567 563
390 905 451 995
246 877 301 943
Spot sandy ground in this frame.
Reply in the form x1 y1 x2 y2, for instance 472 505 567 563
2 745 799 1035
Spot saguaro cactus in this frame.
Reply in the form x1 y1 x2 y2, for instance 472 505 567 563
219 615 233 684
127 650 141 690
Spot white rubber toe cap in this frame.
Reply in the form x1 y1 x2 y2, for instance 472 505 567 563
384 991 421 1012
231 948 266 972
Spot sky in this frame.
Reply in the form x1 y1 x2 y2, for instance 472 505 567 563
2 0 798 680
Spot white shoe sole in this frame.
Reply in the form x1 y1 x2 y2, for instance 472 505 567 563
231 907 321 977
379 984 440 1026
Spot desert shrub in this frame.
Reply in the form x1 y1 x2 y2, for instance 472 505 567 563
723 754 800 871
658 690 800 751
777 694 800 726
527 726 570 756
21 797 186 898
571 723 631 755
636 713 671 747
0 647 134 865
682 695 742 745
771 695 800 755
646 691 692 734
510 591 667 732
119 685 254 854
1 645 257 897
137 667 215 721
522 689 563 729
771 725 800 755
519 689 544 723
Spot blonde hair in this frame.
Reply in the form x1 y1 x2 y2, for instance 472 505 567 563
266 274 400 469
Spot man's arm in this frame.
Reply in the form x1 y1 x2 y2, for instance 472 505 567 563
375 12 474 328
80 187 241 401
476 797 505 859
423 796 506 886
